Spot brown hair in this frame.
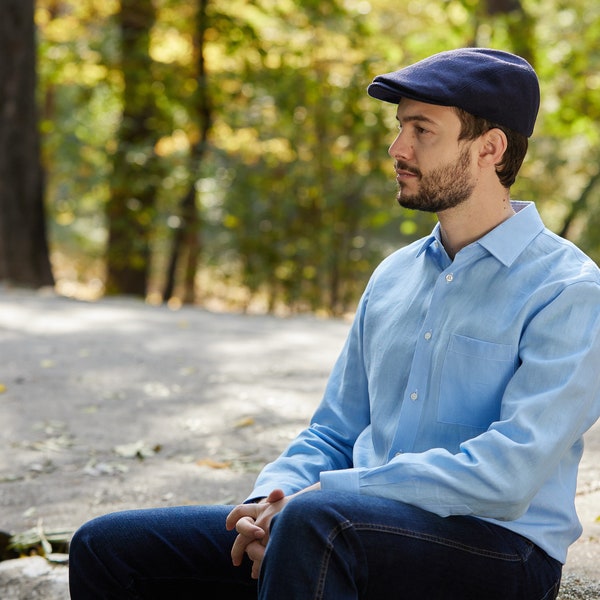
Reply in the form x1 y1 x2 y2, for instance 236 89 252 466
454 108 528 188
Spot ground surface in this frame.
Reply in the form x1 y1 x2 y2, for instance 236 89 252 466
0 285 598 598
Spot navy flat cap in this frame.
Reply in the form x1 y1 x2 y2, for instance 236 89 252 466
367 48 540 137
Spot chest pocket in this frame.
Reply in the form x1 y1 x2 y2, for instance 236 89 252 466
438 334 516 429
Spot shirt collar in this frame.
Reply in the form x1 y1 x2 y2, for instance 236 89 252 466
416 231 440 258
477 201 545 266
416 201 545 267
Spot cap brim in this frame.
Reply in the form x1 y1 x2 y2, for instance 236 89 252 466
367 81 450 108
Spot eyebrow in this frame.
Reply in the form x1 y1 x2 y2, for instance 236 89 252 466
395 114 438 126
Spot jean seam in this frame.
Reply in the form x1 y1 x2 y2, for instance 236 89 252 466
353 522 529 562
538 572 561 600
314 520 355 600
539 581 560 600
124 577 142 600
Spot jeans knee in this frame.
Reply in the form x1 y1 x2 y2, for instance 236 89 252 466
286 489 326 516
69 520 94 558
69 513 120 566
272 490 347 536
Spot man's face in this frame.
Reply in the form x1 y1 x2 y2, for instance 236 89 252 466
389 99 476 213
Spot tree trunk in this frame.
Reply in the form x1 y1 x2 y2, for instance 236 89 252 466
163 0 212 304
105 0 157 296
0 0 54 287
558 168 600 239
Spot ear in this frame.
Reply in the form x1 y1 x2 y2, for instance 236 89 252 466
477 128 507 168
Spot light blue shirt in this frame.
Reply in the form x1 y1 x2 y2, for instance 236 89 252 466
250 201 600 564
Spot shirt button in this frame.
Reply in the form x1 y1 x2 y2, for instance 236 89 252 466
410 391 418 401
445 273 454 282
424 331 432 340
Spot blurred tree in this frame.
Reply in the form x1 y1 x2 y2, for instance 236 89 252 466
105 0 158 295
523 0 600 263
0 0 54 287
33 0 600 311
216 0 466 314
163 0 212 304
35 0 121 297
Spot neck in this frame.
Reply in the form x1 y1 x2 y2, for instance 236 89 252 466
438 192 514 260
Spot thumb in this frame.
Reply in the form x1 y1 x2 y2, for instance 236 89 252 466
266 488 286 503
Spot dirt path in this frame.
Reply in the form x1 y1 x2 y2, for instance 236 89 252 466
0 286 598 598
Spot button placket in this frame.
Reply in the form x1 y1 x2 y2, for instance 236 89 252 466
388 264 456 459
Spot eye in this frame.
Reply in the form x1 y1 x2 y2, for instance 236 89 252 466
414 126 429 135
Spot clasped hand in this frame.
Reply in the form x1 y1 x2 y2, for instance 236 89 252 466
225 488 288 579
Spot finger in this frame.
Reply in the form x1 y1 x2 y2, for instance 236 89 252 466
231 532 254 566
226 504 256 530
236 515 265 538
230 518 265 567
246 541 266 580
245 539 266 564
265 488 286 503
251 559 262 580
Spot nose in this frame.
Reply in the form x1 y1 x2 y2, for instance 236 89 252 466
388 130 412 161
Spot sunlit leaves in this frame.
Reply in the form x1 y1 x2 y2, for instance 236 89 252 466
36 0 600 310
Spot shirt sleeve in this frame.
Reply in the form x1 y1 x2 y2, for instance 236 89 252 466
321 279 600 521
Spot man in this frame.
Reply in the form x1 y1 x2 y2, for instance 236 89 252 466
69 48 600 599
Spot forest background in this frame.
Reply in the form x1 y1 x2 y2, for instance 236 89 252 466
2 0 600 316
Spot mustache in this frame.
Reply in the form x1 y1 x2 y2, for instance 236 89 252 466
395 161 421 177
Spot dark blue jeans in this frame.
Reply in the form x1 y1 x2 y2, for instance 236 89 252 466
69 490 562 599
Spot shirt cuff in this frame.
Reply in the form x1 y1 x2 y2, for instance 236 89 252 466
243 496 266 504
320 468 361 494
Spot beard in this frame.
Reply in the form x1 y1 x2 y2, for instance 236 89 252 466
396 145 475 213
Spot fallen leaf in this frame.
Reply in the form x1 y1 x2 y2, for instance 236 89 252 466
28 460 56 474
0 473 23 483
83 460 129 476
30 435 74 452
8 523 72 557
234 417 255 428
114 441 158 459
47 553 70 564
196 458 232 469
0 383 6 394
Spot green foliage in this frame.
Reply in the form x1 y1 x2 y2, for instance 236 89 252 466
36 0 600 312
